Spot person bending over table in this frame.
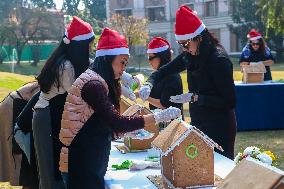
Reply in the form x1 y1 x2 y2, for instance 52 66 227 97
58 27 181 189
239 29 275 81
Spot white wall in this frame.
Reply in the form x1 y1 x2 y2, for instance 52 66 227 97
133 0 145 18
220 27 231 52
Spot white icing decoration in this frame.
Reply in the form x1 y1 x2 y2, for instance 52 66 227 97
160 120 223 157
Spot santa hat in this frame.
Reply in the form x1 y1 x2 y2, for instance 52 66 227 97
95 27 129 57
175 6 206 40
147 37 170 54
247 29 262 41
63 16 94 44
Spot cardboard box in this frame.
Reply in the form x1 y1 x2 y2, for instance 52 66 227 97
242 63 266 83
217 158 284 189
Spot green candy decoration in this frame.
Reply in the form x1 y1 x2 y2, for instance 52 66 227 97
112 160 133 170
185 144 199 160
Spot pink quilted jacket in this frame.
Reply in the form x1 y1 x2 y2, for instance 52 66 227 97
59 69 108 172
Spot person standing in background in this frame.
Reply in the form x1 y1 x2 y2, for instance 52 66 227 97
239 29 275 81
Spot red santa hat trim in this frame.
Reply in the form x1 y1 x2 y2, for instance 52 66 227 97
64 16 94 44
95 27 129 57
147 37 170 54
247 29 262 41
175 6 206 40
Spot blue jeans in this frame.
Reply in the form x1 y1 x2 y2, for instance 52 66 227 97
61 172 68 188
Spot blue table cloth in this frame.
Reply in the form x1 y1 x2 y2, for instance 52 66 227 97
235 82 284 131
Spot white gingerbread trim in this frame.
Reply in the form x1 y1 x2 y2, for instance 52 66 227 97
160 121 222 157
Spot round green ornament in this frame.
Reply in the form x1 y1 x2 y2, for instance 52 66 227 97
185 144 199 159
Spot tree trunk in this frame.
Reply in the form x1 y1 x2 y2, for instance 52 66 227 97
16 50 22 65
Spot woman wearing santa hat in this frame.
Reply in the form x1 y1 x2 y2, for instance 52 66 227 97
146 37 183 121
139 6 237 159
58 27 181 189
240 29 274 81
32 16 95 189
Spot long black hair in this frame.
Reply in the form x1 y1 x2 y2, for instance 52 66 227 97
249 37 266 56
90 55 121 111
154 49 172 69
185 28 227 74
36 36 94 93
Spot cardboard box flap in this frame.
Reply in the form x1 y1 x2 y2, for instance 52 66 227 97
242 63 266 73
217 158 284 189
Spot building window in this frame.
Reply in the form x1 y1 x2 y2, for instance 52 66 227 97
146 7 166 22
204 0 218 17
115 9 132 17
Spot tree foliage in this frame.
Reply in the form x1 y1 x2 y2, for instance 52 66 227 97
258 0 284 35
108 14 149 54
230 0 284 60
83 0 106 21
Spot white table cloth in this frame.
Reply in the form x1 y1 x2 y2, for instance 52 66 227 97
105 142 236 189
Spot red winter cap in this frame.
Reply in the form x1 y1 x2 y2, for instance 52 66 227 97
95 27 129 57
64 16 94 44
247 29 262 41
147 37 170 53
175 6 205 40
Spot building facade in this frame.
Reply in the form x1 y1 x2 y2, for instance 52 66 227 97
106 0 239 55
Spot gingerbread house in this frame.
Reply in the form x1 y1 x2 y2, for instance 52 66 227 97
120 98 159 151
151 119 223 189
242 63 266 83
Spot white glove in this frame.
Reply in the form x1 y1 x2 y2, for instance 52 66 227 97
170 93 193 103
14 124 31 164
121 71 134 88
121 84 136 101
139 83 152 101
153 106 181 124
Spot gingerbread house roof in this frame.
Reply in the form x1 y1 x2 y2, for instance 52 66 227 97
151 119 223 156
242 63 266 73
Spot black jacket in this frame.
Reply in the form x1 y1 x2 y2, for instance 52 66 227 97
147 45 237 159
149 73 183 111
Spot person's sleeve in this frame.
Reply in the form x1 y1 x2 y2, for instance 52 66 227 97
160 77 183 108
265 48 275 61
81 80 145 132
61 61 75 92
197 58 236 109
16 92 40 134
239 51 249 63
147 53 187 86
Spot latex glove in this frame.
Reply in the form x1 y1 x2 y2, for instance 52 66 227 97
121 71 134 88
121 84 136 101
170 93 193 103
153 106 181 124
14 124 31 164
129 160 160 170
138 83 152 101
